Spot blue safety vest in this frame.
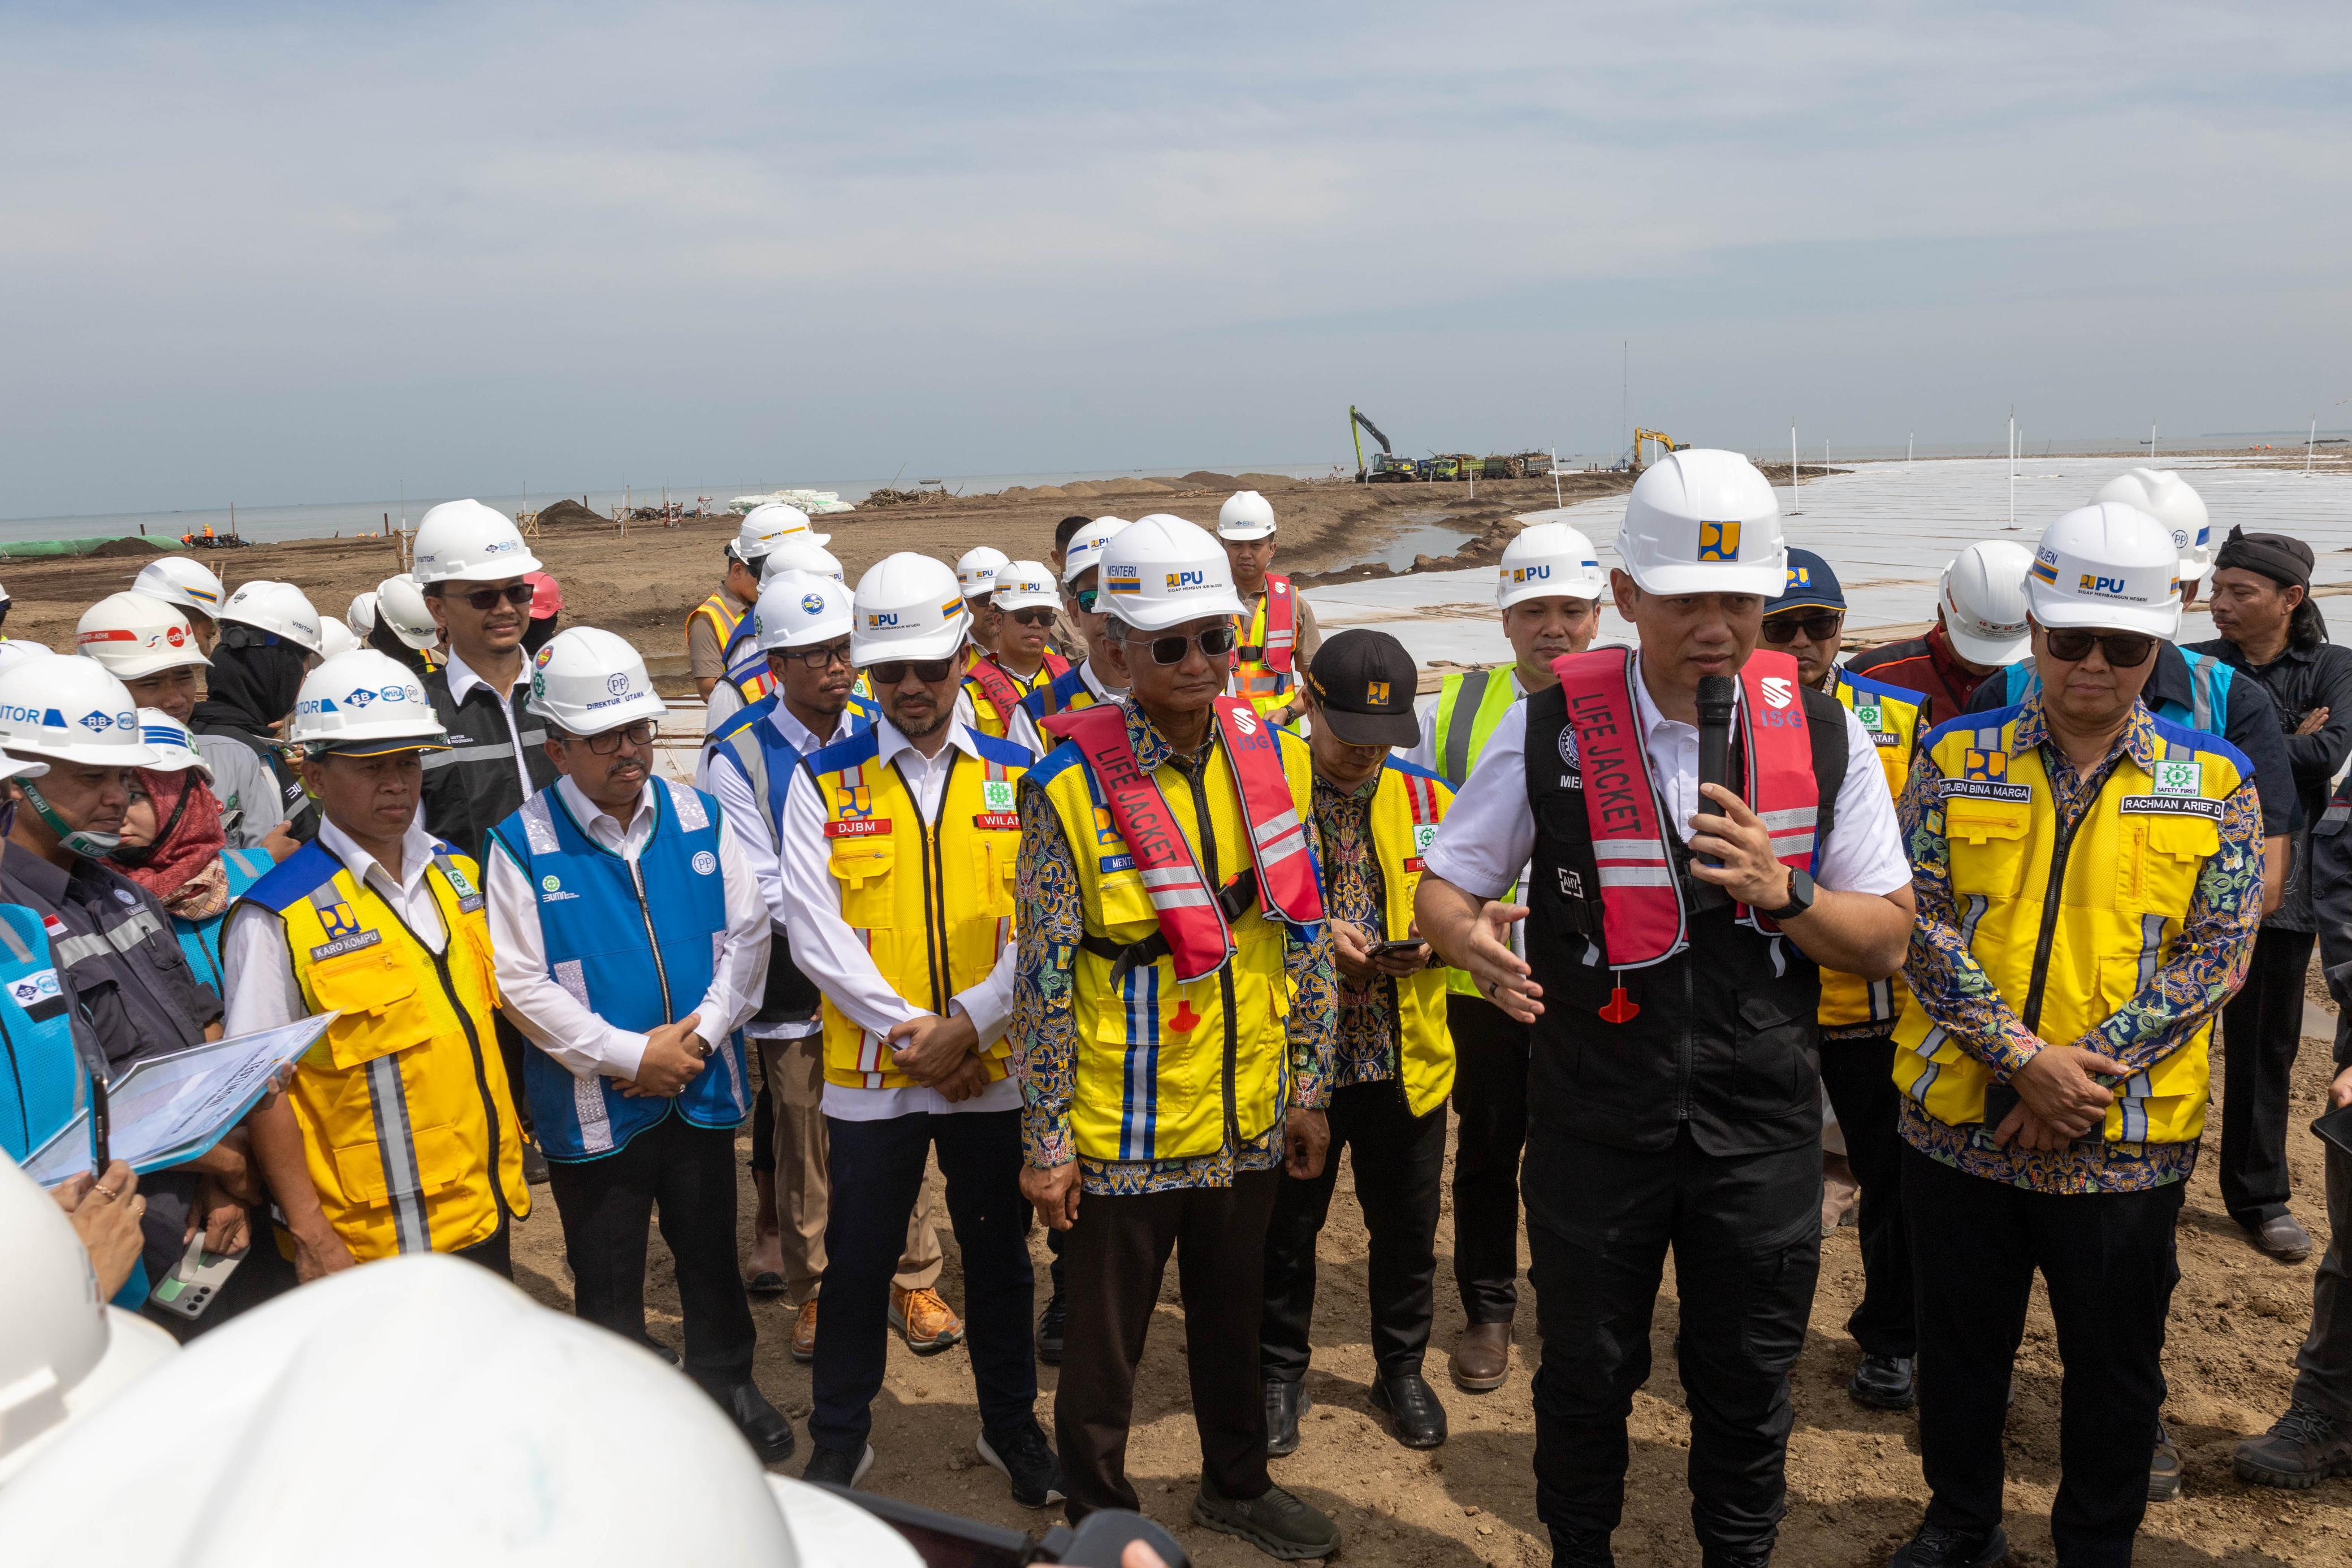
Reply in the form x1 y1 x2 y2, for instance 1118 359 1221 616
487 781 749 1162
171 846 277 993
703 692 879 825
2000 647 2233 737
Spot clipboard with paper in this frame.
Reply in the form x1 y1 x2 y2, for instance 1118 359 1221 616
21 1013 340 1187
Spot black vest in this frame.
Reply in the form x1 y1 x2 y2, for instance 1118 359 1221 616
421 668 560 863
1522 681 1849 1156
757 928 821 1025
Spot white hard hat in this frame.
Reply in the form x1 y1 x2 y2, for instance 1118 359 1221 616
0 1253 825 1565
133 709 213 779
0 642 58 678
218 580 325 656
0 659 158 768
318 617 361 660
1217 490 1277 541
0 1151 179 1488
526 627 667 735
1062 517 1132 584
1497 522 1605 610
991 559 1060 612
2025 503 2182 639
1097 514 1248 632
74 591 209 678
2094 468 2212 583
955 547 1011 599
131 556 226 618
374 575 440 652
759 539 846 585
1615 449 1787 598
735 502 830 561
754 571 853 652
287 651 448 755
1939 541 2035 666
850 553 970 666
410 498 544 584
347 591 379 637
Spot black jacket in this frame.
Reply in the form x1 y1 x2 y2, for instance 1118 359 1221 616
2187 639 2352 932
421 663 558 862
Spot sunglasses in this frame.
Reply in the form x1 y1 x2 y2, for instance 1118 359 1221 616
1761 612 1844 645
1125 624 1238 666
440 583 535 612
576 721 657 755
1071 587 1100 614
865 658 957 686
1005 607 1056 627
777 640 854 670
2042 628 2158 668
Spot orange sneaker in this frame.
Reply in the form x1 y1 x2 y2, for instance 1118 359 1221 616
792 1298 819 1363
890 1285 967 1355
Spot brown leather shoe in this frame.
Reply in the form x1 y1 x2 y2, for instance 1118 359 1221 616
791 1298 819 1363
2247 1213 2314 1263
1451 1321 1512 1392
891 1285 967 1355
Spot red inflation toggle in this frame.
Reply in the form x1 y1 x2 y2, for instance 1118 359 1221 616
1599 986 1640 1024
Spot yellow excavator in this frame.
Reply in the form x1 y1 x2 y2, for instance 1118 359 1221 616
1632 428 1682 469
1351 406 1421 483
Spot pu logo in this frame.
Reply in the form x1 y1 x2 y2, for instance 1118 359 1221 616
1697 521 1741 561
836 783 873 819
1963 749 2008 781
1759 676 1793 709
1786 565 1811 591
1511 564 1551 584
1166 570 1207 591
2079 573 2130 597
1092 805 1121 844
868 612 900 629
1366 680 1391 705
319 901 362 941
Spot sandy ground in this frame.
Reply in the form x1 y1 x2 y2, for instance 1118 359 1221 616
496 1019 2351 1568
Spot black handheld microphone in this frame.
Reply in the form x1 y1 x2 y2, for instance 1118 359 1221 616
1693 675 1737 886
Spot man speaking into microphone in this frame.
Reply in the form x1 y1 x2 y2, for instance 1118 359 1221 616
1415 451 1915 1568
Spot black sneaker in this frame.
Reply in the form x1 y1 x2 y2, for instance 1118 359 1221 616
1549 1526 1615 1568
2236 1402 2352 1488
1265 1379 1310 1456
2149 1420 2182 1502
977 1418 1064 1509
1889 1521 2008 1567
1036 1290 1067 1366
803 1443 875 1489
1849 1353 1918 1411
1194 1478 1341 1561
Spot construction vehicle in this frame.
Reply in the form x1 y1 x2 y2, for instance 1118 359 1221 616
1350 406 1420 483
1632 428 1683 469
1421 455 1459 482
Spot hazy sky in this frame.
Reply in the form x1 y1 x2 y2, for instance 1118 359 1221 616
4 2 2347 517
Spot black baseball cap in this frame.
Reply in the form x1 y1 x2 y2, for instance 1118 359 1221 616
1767 547 1845 614
1305 628 1420 748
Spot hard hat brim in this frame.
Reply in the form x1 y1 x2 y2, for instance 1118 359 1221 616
525 688 667 737
83 648 211 679
1942 619 2031 668
1497 574 1605 612
0 751 49 782
9 739 164 769
306 735 452 758
1099 585 1248 633
2025 583 2181 640
1623 558 1787 599
851 622 969 666
418 548 546 586
757 618 854 653
992 588 1061 612
1216 523 1277 541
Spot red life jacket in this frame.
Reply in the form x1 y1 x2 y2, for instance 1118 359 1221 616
1238 575 1297 673
967 652 1075 721
1057 697 1323 981
1553 646 1819 970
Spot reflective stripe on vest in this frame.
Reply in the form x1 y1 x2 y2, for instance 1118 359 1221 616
1367 763 1456 1116
688 591 740 656
1433 668 1522 788
1819 669 1926 1030
1062 698 1325 981
964 657 1028 739
1231 576 1298 712
1553 647 1819 969
721 623 777 704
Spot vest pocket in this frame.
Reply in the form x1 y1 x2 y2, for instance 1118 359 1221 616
329 1119 465 1206
971 837 1018 916
306 946 426 1070
1943 800 2033 899
1731 993 1813 1116
829 841 897 929
2118 815 2218 916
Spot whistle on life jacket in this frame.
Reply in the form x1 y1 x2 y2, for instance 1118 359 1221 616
1598 972 1640 1024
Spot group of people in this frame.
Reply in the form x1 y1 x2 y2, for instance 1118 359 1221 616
6 458 2352 1568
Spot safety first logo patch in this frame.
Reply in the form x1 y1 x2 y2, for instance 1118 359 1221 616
2153 760 2203 796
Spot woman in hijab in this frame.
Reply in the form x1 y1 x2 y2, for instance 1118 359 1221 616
109 711 284 992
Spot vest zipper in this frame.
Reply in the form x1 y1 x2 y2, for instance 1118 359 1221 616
626 855 676 1021
891 755 955 1017
2020 751 2125 1035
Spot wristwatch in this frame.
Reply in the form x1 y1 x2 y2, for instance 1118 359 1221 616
1760 868 1816 922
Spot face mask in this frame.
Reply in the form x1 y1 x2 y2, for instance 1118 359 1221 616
20 781 123 857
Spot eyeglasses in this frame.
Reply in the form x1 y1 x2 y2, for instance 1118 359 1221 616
1006 607 1056 627
2042 628 2158 668
1761 611 1844 645
1125 624 1239 666
439 583 534 612
1071 588 1100 614
579 721 658 755
865 658 957 686
777 640 853 670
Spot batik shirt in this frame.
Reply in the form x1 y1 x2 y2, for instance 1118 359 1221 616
1313 772 1399 1087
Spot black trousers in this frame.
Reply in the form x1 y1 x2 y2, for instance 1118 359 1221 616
2293 1138 2352 1420
1262 1079 1447 1383
1057 1167 1281 1519
1450 993 1532 1324
1905 1144 2184 1568
545 1113 756 1394
810 1108 1035 1452
1819 1030 1916 1358
2219 925 2318 1225
1524 1127 1821 1561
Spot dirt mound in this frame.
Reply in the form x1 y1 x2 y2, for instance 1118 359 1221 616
1237 471 1304 489
83 536 167 557
1059 480 1105 497
1024 485 1068 500
1095 478 1173 497
1177 470 1239 489
534 499 607 529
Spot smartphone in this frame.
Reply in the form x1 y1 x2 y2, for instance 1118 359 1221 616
149 1236 245 1320
2314 1103 2352 1159
1367 938 1429 959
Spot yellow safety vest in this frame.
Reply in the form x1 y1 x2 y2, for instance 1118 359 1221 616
1364 763 1456 1116
1818 668 1926 1030
1230 580 1299 717
263 849 528 1259
686 590 741 662
1893 709 2245 1145
1034 721 1315 1164
813 734 1028 1088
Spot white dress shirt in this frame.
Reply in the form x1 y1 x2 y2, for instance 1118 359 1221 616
485 776 769 1082
1423 652 1911 902
775 716 1021 1120
444 650 537 799
1003 659 1125 757
698 698 863 1041
222 816 449 1038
